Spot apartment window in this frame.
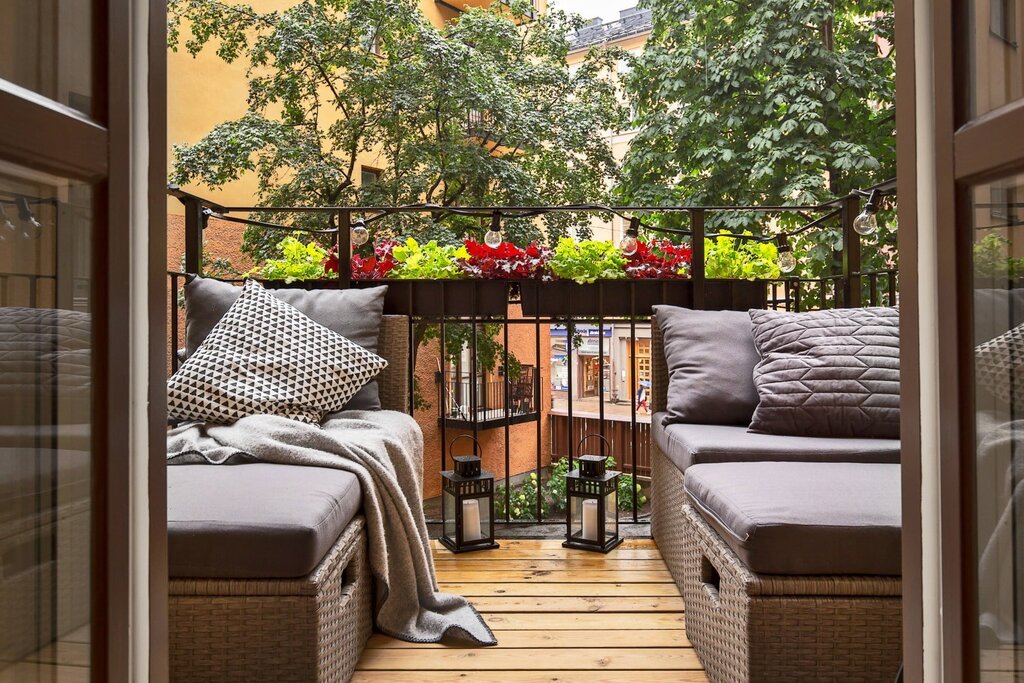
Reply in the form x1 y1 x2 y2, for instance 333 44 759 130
360 167 381 186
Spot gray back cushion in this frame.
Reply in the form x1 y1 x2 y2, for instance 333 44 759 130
184 278 387 410
748 307 900 439
653 306 760 426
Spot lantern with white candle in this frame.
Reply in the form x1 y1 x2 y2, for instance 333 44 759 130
563 435 622 553
440 435 499 553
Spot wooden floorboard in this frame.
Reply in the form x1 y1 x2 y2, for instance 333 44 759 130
358 538 704 680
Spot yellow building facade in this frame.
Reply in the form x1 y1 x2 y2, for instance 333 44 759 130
167 0 545 215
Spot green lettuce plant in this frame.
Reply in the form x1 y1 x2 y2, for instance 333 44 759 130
703 232 781 280
250 236 328 282
548 238 627 283
390 238 468 280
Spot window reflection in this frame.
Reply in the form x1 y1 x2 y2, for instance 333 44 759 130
0 164 92 681
972 175 1024 680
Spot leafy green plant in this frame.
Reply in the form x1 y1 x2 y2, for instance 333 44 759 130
249 236 328 282
974 234 1024 280
391 239 468 280
548 238 627 284
703 233 781 280
495 472 548 521
544 456 646 513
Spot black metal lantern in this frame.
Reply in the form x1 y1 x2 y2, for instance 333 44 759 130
563 435 622 553
440 435 499 553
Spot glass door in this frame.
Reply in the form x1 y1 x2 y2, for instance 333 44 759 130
0 0 140 680
928 0 1024 676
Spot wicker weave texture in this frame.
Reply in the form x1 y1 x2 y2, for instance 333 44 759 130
169 516 373 683
680 504 902 682
650 441 688 587
376 315 410 412
651 315 668 415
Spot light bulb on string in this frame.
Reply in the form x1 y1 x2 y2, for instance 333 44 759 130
16 197 42 239
484 212 503 248
776 235 797 274
350 218 370 246
853 189 882 236
619 216 640 256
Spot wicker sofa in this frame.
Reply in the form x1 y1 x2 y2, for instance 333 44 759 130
650 313 903 682
167 315 410 683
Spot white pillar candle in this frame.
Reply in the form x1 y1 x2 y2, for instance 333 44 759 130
582 498 599 542
462 498 483 542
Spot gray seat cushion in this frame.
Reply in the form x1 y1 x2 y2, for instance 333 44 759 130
168 463 362 579
652 411 900 474
685 461 901 576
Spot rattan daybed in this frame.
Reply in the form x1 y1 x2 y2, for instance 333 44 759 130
649 313 903 682
167 315 409 683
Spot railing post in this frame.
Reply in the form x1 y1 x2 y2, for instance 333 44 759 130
841 196 862 307
691 209 705 309
180 196 205 275
337 209 352 289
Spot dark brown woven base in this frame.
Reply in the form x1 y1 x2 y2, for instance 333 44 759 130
169 516 373 683
680 504 902 682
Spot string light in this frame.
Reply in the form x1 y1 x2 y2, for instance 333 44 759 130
350 217 369 246
776 235 797 273
854 190 882 235
484 212 503 248
619 216 640 256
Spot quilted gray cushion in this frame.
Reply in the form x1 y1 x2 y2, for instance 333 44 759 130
653 306 760 426
748 307 900 439
184 277 387 410
0 307 91 427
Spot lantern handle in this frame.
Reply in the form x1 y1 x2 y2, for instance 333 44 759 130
577 434 613 458
449 434 482 458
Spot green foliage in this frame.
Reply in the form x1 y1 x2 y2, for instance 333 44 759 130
703 233 782 280
390 238 468 280
249 236 328 282
168 0 625 259
544 456 646 514
974 234 1024 281
619 0 896 276
548 238 627 284
178 249 241 279
495 472 548 521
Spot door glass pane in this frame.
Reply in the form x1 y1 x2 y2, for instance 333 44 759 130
0 1 93 116
969 0 1024 117
972 175 1024 679
0 161 92 681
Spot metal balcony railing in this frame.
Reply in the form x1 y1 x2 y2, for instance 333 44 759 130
166 181 898 525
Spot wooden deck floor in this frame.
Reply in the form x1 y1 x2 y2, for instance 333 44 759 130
353 538 708 682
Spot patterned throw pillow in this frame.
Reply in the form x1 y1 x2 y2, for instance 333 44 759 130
748 307 900 439
168 279 387 425
975 322 1024 410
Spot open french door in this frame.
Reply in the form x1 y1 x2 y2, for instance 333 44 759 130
900 0 1024 677
0 1 167 680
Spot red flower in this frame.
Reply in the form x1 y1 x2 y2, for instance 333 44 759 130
323 240 399 279
624 238 692 279
459 239 552 279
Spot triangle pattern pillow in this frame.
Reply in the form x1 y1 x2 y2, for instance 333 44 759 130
975 321 1024 411
168 279 388 425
